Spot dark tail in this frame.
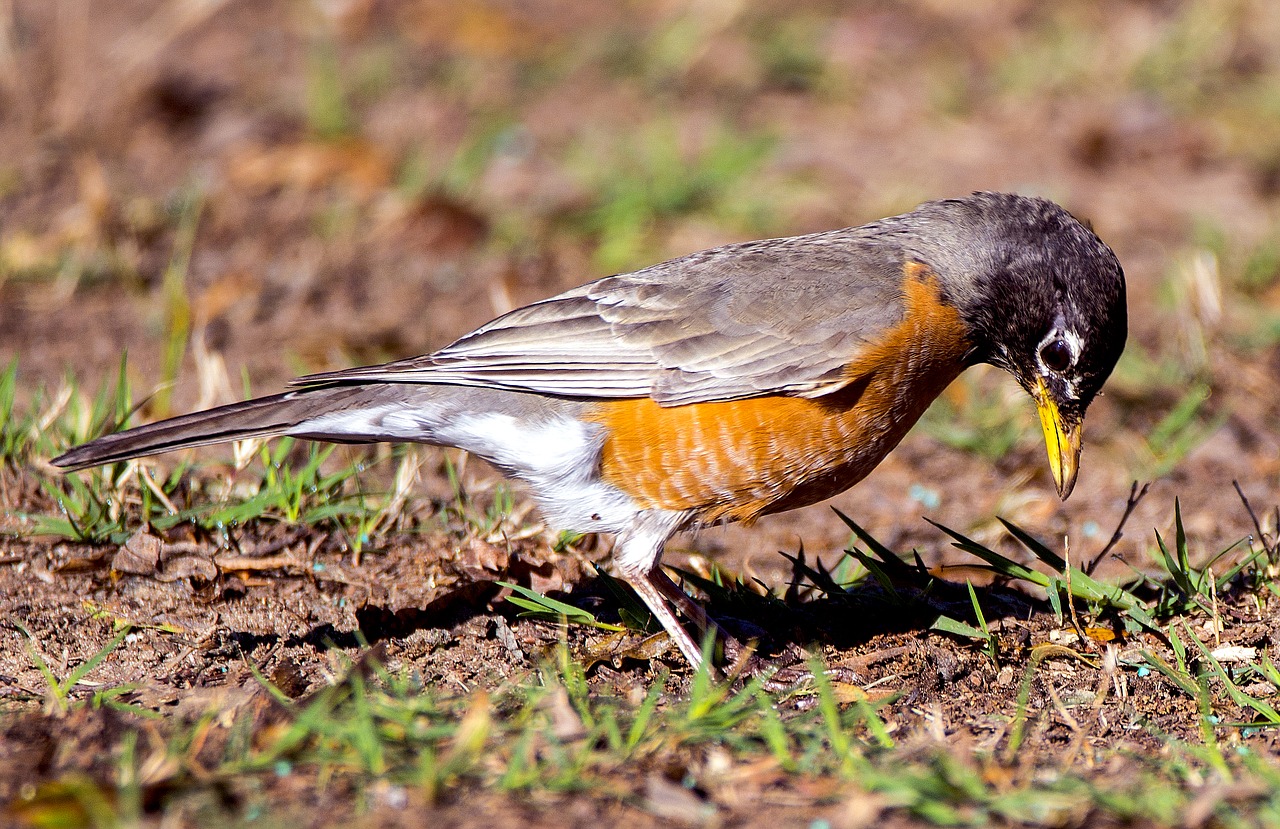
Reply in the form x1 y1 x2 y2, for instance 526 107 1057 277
52 386 370 471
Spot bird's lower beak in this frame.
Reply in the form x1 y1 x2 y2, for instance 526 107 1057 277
1032 378 1082 500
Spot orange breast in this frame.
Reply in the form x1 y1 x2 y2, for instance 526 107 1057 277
585 265 972 524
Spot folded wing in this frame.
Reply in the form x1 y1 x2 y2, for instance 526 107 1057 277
297 232 908 405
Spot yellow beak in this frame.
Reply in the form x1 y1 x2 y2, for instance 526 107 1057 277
1033 377 1082 500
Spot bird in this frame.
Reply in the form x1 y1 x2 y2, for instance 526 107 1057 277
54 191 1127 672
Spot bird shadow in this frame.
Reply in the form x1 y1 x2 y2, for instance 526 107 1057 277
670 551 1042 659
293 547 1045 670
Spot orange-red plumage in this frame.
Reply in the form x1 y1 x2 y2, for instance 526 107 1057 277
588 266 971 523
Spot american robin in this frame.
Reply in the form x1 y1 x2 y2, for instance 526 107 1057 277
55 192 1127 671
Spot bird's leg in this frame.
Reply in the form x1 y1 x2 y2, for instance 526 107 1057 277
650 569 772 679
629 535 862 690
613 512 710 671
627 567 708 671
640 569 834 688
612 520 860 690
612 512 846 685
646 565 712 634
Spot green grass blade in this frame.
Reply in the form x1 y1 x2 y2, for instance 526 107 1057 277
926 519 1051 587
1182 623 1280 723
997 518 1068 571
625 676 666 753
593 567 658 633
966 580 990 635
931 615 987 640
835 510 914 570
1139 649 1199 698
500 582 625 631
62 625 133 697
844 547 905 603
0 358 19 460
1154 529 1194 597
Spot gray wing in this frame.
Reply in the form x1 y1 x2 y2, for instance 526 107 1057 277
294 230 909 406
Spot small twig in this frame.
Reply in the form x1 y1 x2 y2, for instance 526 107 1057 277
139 466 179 515
1209 567 1222 646
245 527 310 558
1233 480 1275 562
1085 481 1150 575
1064 536 1088 646
842 645 912 674
1045 679 1082 733
1063 645 1117 767
162 622 221 683
212 552 298 572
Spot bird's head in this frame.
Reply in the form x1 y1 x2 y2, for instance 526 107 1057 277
903 192 1127 499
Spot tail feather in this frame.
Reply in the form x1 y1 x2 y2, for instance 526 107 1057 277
53 382 583 473
53 388 360 471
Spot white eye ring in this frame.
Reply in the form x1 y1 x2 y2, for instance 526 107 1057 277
1037 314 1082 363
1040 338 1073 372
1035 325 1084 397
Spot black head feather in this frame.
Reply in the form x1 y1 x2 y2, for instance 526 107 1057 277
896 192 1127 422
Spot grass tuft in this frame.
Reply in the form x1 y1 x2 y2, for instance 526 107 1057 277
568 122 776 273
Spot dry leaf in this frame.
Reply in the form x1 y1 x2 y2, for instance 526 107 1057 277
114 531 163 575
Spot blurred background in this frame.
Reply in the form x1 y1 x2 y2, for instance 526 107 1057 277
2 0 1279 579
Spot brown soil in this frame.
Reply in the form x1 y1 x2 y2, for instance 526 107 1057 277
4 1 1280 826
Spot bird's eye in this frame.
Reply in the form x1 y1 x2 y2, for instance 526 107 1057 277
1040 338 1073 372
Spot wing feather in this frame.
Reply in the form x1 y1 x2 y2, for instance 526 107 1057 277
294 229 910 405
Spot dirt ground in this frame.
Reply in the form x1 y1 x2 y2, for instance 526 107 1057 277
4 0 1280 825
